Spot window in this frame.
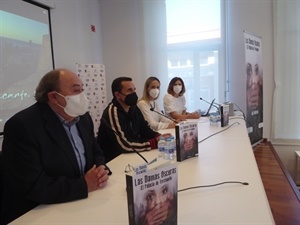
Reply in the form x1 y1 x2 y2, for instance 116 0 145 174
166 0 222 112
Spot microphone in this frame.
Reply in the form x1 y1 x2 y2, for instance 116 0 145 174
150 107 178 123
100 118 149 164
199 97 220 112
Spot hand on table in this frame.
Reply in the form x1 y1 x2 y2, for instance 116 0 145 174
85 165 109 192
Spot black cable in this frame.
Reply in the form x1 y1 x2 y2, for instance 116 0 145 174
178 181 249 192
233 103 244 117
233 103 253 127
229 116 253 127
198 122 240 143
100 118 149 164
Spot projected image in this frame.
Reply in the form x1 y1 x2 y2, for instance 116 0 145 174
0 6 53 132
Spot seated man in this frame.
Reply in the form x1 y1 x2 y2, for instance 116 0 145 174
97 77 170 162
0 69 110 225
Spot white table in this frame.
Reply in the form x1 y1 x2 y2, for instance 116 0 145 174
10 115 275 225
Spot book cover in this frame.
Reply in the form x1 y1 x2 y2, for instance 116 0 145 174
220 104 229 127
126 163 178 225
175 121 198 162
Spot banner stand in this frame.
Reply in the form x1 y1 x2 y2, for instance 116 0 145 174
244 31 264 146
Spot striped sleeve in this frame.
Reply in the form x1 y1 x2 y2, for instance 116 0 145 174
108 104 152 152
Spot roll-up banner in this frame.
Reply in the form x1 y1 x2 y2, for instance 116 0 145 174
244 32 263 146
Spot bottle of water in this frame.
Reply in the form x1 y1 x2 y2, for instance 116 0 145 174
165 138 175 160
170 135 176 159
164 138 172 159
210 113 220 126
157 137 166 158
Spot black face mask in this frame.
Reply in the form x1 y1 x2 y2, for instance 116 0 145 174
122 92 138 106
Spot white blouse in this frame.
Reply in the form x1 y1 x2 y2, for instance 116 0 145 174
137 100 171 131
163 93 187 117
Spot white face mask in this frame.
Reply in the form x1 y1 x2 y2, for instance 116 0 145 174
56 92 89 117
149 88 159 98
173 85 182 94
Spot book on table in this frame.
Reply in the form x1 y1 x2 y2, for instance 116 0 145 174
125 160 178 225
175 121 198 162
220 104 229 127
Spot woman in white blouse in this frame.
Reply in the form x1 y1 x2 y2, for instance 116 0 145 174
163 77 200 120
137 77 177 131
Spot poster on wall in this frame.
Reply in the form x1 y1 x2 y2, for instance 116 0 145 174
244 32 263 146
76 63 107 135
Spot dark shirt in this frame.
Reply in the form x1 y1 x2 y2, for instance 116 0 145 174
97 98 160 162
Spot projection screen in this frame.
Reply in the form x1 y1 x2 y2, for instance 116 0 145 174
0 0 54 134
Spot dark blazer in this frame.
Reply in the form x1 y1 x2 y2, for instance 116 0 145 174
0 102 107 225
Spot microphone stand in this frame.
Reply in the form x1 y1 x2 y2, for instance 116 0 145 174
199 97 220 114
150 108 178 123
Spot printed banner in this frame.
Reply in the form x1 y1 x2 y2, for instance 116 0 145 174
244 32 263 145
76 63 107 135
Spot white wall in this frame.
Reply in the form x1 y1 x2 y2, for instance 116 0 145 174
98 1 146 101
49 0 104 69
226 0 274 142
98 0 168 102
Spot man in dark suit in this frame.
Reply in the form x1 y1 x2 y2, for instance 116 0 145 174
0 69 110 225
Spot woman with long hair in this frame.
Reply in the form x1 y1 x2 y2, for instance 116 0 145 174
137 77 177 131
